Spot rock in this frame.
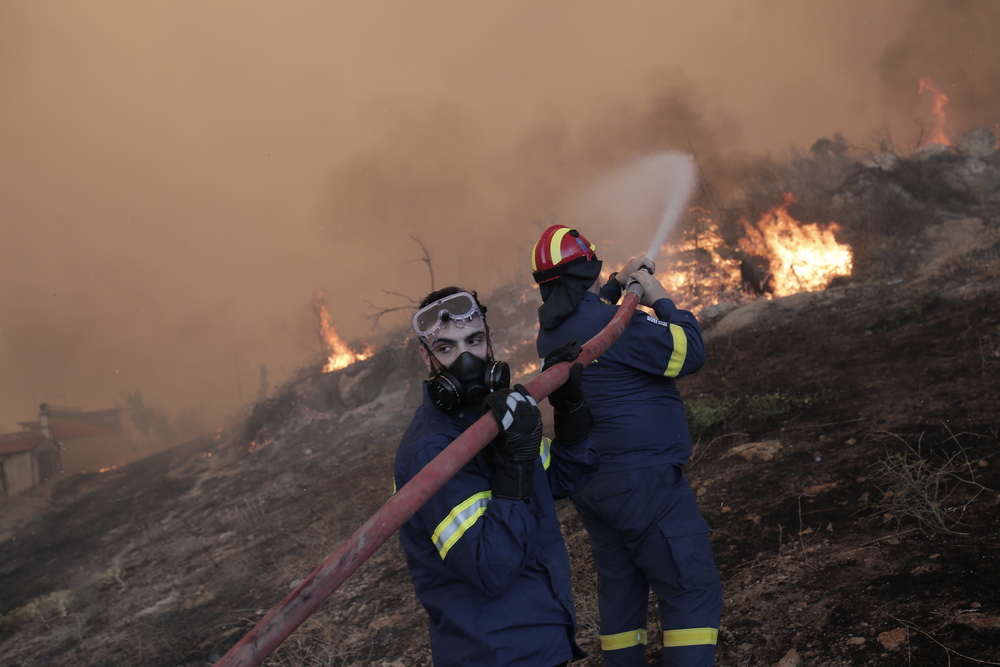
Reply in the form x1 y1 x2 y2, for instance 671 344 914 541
773 648 801 667
877 627 908 651
956 127 997 160
914 142 953 160
866 152 901 171
725 440 782 462
845 636 866 646
802 482 839 496
954 613 1000 631
942 157 1000 198
699 301 739 331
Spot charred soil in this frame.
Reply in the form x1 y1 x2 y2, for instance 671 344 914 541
2 216 999 666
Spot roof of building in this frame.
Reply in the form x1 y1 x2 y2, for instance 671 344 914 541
15 421 119 440
0 432 48 455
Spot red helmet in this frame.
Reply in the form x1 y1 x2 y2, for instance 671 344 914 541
531 225 598 284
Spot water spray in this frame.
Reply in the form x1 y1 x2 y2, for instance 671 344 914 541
641 151 698 269
618 152 698 295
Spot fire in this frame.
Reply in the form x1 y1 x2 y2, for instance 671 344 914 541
655 209 757 315
917 76 951 147
314 290 373 372
739 193 853 297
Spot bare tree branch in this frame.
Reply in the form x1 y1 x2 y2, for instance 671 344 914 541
364 236 437 330
412 234 435 292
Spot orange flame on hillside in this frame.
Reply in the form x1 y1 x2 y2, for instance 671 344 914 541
739 194 853 297
630 200 854 316
658 214 749 314
917 76 951 147
314 290 373 372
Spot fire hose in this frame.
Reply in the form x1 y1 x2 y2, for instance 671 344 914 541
214 288 643 667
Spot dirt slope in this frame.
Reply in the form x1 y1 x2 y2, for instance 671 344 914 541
1 218 998 666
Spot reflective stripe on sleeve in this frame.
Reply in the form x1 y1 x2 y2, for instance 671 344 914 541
431 491 491 560
540 437 552 470
600 628 647 651
663 627 719 647
663 323 688 378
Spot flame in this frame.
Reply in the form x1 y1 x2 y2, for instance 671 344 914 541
314 290 373 372
739 193 853 297
917 76 951 147
656 209 759 315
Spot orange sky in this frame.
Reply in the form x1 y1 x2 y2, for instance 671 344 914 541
1 1 997 431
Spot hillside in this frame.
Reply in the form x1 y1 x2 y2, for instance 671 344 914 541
2 142 1000 667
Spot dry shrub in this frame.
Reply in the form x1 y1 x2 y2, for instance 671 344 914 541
2 590 73 630
868 432 992 535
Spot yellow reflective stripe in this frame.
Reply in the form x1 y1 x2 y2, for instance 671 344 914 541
663 323 688 378
601 628 647 651
531 239 540 271
431 491 491 560
539 437 552 470
549 227 572 264
663 627 718 647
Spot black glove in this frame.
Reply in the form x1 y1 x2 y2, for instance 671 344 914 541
485 385 543 501
550 362 595 445
541 338 582 372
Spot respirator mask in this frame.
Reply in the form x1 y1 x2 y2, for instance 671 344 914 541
426 351 510 411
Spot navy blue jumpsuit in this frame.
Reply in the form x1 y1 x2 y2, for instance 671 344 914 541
537 287 723 667
394 383 600 666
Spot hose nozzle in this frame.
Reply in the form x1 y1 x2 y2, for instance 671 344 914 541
625 257 654 296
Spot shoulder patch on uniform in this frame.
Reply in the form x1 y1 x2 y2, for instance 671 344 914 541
645 314 670 328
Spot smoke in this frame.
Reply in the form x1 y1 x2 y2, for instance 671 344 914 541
877 0 1000 147
1 0 996 432
559 152 699 268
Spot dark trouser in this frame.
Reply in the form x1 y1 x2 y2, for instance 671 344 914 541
571 463 723 667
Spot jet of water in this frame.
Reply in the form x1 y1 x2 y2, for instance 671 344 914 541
562 151 698 269
643 152 697 267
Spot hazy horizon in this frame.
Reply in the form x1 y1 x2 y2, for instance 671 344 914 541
3 0 998 431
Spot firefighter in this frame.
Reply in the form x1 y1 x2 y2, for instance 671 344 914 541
394 286 600 667
531 225 723 667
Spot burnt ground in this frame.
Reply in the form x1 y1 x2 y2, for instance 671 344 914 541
1 216 999 666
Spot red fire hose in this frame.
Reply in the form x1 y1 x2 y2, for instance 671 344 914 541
214 290 642 667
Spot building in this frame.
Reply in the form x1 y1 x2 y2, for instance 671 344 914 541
0 404 136 499
0 430 62 499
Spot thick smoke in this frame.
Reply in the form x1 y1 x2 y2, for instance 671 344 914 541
877 0 1000 147
1 1 995 432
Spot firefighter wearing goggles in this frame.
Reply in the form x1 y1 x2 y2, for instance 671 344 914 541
395 286 601 666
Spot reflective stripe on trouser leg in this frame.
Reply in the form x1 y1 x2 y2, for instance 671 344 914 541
661 628 719 667
664 627 718 647
601 628 647 651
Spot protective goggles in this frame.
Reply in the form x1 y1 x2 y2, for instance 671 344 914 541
412 292 485 344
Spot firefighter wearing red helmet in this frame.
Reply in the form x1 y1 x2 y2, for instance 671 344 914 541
531 224 723 667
